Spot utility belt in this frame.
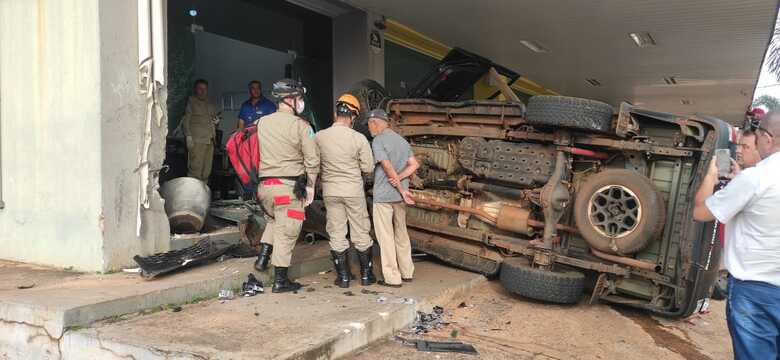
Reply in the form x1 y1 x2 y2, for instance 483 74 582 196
259 174 308 201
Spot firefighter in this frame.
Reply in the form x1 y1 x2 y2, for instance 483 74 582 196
254 79 320 293
314 94 376 288
182 79 219 181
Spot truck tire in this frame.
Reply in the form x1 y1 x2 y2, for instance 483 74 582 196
499 257 585 304
573 169 666 255
349 79 389 138
526 95 614 133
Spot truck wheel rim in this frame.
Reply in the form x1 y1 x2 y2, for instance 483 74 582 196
587 185 642 239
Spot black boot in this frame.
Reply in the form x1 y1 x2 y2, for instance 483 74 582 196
331 250 351 288
357 248 377 286
345 249 355 280
254 244 273 272
272 266 302 293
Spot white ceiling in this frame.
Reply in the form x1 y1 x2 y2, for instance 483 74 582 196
344 0 778 125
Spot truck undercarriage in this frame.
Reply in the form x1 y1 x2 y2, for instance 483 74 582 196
382 97 728 317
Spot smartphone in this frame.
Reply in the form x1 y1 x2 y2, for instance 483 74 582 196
714 148 731 179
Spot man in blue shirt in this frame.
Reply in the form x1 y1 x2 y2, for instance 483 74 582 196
238 80 276 130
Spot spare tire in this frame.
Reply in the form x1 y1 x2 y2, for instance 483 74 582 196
573 169 666 255
499 257 585 304
526 95 614 133
349 79 390 138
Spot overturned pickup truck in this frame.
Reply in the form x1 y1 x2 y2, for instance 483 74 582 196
352 48 729 317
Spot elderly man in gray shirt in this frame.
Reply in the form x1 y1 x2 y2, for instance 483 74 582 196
367 109 419 287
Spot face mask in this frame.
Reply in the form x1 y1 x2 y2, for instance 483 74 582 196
295 99 305 115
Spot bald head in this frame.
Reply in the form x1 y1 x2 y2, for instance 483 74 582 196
756 111 780 158
763 111 780 134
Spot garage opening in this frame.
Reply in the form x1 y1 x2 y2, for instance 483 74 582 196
145 0 333 253
162 0 333 200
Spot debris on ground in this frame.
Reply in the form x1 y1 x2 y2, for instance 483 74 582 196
16 282 35 289
171 306 182 312
361 288 380 295
343 291 355 296
398 298 416 305
218 289 235 301
134 238 235 279
377 296 387 303
411 251 429 262
240 273 264 296
396 336 478 355
122 268 141 273
306 287 316 292
458 301 476 308
408 306 448 334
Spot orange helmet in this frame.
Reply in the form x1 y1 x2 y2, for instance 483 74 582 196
336 94 361 117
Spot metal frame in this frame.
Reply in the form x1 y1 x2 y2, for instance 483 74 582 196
393 96 729 317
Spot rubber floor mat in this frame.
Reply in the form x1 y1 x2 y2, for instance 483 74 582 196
133 238 234 279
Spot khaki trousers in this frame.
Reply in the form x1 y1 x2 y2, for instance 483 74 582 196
372 202 414 285
187 141 214 181
324 196 373 252
258 181 305 267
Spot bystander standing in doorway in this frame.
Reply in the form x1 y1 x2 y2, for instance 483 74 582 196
238 80 276 130
182 79 219 181
693 112 780 360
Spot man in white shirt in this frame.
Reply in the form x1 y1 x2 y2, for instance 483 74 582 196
693 112 780 360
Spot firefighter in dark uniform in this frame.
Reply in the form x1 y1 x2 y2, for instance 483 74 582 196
253 79 320 293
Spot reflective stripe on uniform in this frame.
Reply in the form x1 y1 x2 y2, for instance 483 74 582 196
263 178 284 186
287 209 305 220
274 195 291 205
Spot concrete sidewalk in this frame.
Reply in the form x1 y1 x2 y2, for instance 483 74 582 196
56 261 485 359
0 240 333 359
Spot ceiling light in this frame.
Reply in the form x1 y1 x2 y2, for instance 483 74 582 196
585 78 602 87
663 76 677 85
680 98 692 105
520 40 549 53
629 32 656 48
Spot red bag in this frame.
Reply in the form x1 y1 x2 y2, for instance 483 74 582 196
226 125 260 188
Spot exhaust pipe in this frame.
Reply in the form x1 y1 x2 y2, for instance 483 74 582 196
591 249 661 272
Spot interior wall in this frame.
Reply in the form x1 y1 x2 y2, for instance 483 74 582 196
0 0 105 270
192 32 291 141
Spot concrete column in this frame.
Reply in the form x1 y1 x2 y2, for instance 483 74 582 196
0 0 170 272
98 0 170 270
0 0 105 270
332 9 385 102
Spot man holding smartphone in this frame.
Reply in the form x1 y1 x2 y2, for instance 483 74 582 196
736 130 761 169
693 113 780 360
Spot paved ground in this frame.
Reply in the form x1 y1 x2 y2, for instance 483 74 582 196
350 281 732 360
64 260 485 359
0 260 81 291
